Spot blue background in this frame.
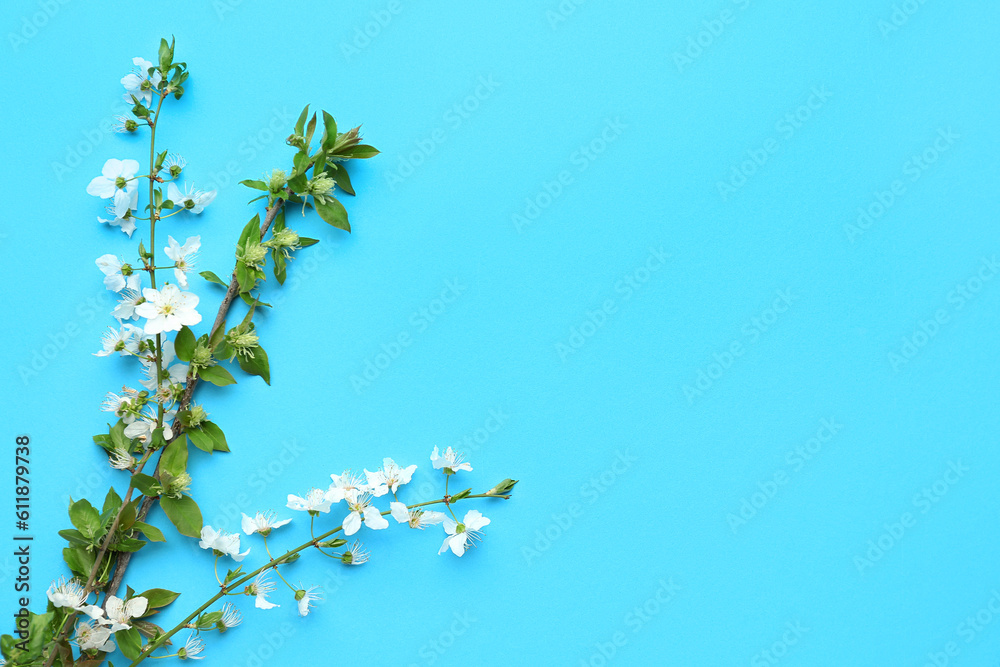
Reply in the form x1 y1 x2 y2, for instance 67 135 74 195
2 1 999 665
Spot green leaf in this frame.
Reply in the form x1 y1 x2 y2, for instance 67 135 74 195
134 521 166 542
304 112 317 147
209 320 226 349
58 529 91 547
198 365 237 387
131 473 159 496
201 421 230 453
109 537 146 553
314 197 351 232
159 437 188 477
240 179 268 191
69 499 102 539
174 326 196 362
298 237 319 247
138 588 180 610
237 346 271 385
238 214 262 247
239 292 271 308
160 495 203 538
346 144 380 159
102 487 123 514
235 263 255 293
62 546 95 580
293 104 310 136
321 110 338 150
330 163 355 195
186 427 214 453
200 270 229 287
117 627 142 660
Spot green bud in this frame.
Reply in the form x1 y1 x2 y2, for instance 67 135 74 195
225 323 259 359
286 134 306 149
267 169 287 193
237 239 267 271
186 405 208 428
486 478 519 496
124 119 138 132
190 344 215 370
294 589 306 601
166 472 192 499
340 551 354 565
306 174 335 197
169 164 183 177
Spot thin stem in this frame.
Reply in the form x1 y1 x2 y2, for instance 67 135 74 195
104 197 288 602
41 447 156 665
129 493 508 665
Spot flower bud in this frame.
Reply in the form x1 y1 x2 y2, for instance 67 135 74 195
236 239 267 271
190 344 215 370
486 478 519 496
186 405 208 428
286 134 306 149
169 164 183 177
165 472 192 499
267 169 287 193
225 324 259 360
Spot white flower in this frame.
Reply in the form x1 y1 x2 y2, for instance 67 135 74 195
96 254 141 293
112 112 141 134
295 586 322 617
101 387 140 423
134 284 201 335
342 492 388 536
364 458 417 497
219 602 242 629
46 578 104 620
164 235 200 288
121 57 162 105
72 620 115 653
340 540 370 565
241 511 291 537
164 153 186 176
167 182 217 214
199 526 250 562
112 287 144 321
326 471 366 503
94 324 142 357
136 338 188 392
249 571 279 609
123 406 175 443
287 488 332 514
86 158 139 217
430 446 472 473
98 203 137 237
139 357 188 392
102 595 148 632
109 446 135 470
178 631 205 660
439 509 490 557
390 501 447 530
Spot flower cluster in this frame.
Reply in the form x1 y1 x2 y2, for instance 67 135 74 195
5 38 516 667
